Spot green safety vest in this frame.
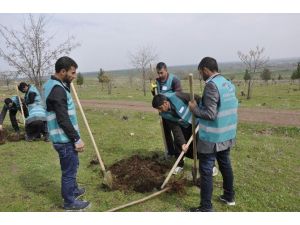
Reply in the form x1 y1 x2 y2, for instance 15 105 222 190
43 79 80 143
160 92 194 128
25 85 46 124
198 75 238 143
157 73 176 94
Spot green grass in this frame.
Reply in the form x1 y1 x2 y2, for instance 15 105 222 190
0 108 299 212
64 77 300 110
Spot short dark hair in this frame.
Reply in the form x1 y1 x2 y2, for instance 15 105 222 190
156 62 167 71
152 94 167 109
18 82 28 92
4 98 12 105
198 57 219 72
55 56 78 73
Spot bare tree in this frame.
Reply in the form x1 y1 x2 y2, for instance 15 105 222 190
0 14 80 91
130 46 157 96
237 45 269 99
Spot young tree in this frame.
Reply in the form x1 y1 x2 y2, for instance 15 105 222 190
130 46 157 96
97 68 105 90
291 62 300 89
0 14 79 91
237 46 269 99
260 68 272 84
278 74 283 80
244 69 251 82
76 72 84 87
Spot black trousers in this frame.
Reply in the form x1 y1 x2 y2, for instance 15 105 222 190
25 120 48 139
9 103 29 132
162 118 175 155
173 125 197 167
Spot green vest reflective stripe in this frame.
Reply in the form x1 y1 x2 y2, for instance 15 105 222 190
157 73 175 94
25 85 46 124
198 75 238 143
43 79 80 143
160 92 193 128
11 96 20 108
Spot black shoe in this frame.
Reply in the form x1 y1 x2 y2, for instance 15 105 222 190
64 200 90 211
189 206 214 212
74 187 86 199
219 195 236 206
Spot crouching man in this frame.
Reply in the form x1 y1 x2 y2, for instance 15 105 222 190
152 92 200 174
0 96 28 135
18 82 49 141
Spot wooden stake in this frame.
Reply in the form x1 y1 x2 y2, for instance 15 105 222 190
188 73 198 184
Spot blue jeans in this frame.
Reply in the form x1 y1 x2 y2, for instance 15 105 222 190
53 142 79 206
199 148 235 209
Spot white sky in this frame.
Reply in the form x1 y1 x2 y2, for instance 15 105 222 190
0 13 300 72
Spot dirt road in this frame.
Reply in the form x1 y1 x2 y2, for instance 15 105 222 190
80 99 300 127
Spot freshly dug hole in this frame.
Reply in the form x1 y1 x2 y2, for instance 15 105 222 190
107 153 171 193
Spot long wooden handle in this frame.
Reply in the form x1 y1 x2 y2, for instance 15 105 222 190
15 85 26 124
70 82 106 173
189 74 198 180
106 187 171 212
161 125 199 189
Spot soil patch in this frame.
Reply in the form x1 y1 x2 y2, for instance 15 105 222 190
108 153 170 193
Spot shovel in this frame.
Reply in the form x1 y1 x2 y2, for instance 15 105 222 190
70 82 113 189
161 125 200 189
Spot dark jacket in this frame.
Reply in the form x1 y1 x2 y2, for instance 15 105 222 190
45 76 80 143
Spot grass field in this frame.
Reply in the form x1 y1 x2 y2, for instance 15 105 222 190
0 107 299 212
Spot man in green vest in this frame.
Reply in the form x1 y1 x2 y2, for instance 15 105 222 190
43 56 90 211
188 57 238 212
0 96 28 135
152 92 201 174
18 82 49 142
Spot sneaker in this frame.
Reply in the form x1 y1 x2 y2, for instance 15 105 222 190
219 195 236 206
189 206 214 212
64 200 90 211
212 166 219 177
74 187 85 199
173 166 183 175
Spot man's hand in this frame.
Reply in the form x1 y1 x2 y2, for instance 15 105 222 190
0 125 3 131
182 144 188 153
75 139 85 152
189 100 197 111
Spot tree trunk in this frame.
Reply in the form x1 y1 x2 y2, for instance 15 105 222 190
246 79 252 99
142 69 146 96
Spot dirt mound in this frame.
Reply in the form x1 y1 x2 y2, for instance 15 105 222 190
107 154 171 193
0 129 25 143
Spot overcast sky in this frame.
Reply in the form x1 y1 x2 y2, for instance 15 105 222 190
0 13 300 72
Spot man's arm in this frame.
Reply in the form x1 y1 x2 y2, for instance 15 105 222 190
189 82 219 120
46 85 80 143
26 92 36 104
171 76 182 92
